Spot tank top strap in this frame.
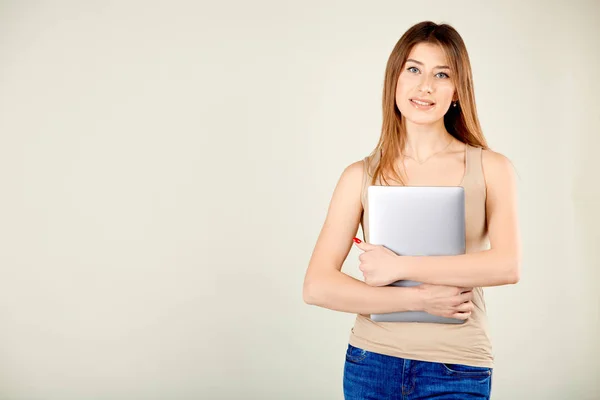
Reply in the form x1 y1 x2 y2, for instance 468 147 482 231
463 143 485 187
360 149 381 208
360 156 369 206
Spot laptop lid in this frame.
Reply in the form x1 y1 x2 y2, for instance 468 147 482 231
367 185 466 324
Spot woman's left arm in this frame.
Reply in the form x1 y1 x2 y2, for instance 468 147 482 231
394 150 522 287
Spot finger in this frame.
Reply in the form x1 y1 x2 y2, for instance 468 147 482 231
353 238 377 252
458 287 473 294
354 243 364 253
452 311 471 320
454 301 474 313
353 238 365 252
454 292 473 305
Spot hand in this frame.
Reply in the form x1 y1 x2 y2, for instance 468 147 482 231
417 283 474 320
353 238 400 287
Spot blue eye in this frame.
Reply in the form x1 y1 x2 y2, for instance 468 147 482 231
406 66 450 79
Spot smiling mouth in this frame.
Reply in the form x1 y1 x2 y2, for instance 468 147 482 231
410 99 435 106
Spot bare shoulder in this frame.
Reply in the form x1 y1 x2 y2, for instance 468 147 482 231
327 158 366 209
481 148 513 169
323 158 366 216
481 148 517 186
340 159 365 185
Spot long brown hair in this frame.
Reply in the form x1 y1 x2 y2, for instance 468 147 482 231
369 21 489 186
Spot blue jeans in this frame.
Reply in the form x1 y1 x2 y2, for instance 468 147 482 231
343 344 492 399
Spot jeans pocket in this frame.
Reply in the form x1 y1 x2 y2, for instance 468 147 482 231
345 344 368 363
442 363 492 377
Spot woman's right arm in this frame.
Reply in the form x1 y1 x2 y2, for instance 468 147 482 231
302 161 422 315
302 161 474 319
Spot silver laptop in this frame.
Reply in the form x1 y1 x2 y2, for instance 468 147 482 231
367 185 466 324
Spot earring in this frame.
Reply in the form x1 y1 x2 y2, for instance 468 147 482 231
453 101 458 107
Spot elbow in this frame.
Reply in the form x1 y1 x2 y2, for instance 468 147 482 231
304 270 339 305
505 257 521 284
506 271 520 285
304 272 334 306
303 279 321 305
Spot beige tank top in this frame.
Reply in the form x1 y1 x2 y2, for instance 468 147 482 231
348 143 494 368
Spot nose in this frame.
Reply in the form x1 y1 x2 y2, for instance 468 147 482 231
418 75 434 93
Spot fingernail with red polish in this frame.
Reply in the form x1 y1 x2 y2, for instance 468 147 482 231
353 238 362 244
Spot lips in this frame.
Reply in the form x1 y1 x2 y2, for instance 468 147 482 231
410 98 435 106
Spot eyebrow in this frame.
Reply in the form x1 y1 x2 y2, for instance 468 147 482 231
406 59 450 70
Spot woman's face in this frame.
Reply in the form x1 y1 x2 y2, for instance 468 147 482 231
395 43 457 125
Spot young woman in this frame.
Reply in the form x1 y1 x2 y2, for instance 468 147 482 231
303 21 521 399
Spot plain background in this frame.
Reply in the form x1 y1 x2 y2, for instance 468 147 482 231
0 1 598 399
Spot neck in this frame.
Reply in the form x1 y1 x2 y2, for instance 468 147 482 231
402 118 454 159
